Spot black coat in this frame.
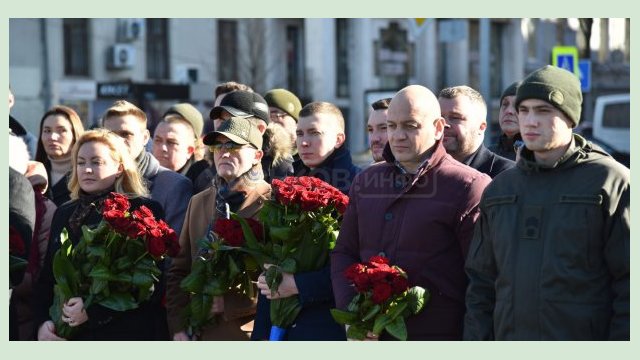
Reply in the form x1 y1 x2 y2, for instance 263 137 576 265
293 146 361 195
465 144 515 179
34 195 167 340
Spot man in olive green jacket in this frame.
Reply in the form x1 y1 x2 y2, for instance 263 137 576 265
464 65 630 340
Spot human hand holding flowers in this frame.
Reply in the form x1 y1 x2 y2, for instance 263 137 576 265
61 297 88 327
257 264 298 300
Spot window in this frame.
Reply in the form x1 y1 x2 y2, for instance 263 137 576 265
63 19 89 76
218 20 238 82
287 24 304 96
146 19 169 80
336 19 350 98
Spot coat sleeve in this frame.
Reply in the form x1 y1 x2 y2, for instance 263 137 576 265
293 265 334 307
329 174 362 310
456 174 490 257
163 174 193 236
463 204 496 340
165 196 195 335
604 182 630 340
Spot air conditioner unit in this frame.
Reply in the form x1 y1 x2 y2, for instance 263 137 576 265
119 18 144 42
175 64 200 84
107 44 136 70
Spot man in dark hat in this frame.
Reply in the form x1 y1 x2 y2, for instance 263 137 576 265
465 65 630 340
195 91 294 191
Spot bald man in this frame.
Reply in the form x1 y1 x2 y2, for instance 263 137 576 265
331 85 491 340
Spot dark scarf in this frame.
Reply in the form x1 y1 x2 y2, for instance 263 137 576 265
214 164 264 219
27 191 47 276
67 187 114 239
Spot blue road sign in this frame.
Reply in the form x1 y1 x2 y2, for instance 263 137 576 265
557 55 575 73
579 59 591 93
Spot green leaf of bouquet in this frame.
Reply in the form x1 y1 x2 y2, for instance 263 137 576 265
386 302 408 320
113 256 133 271
362 303 381 322
372 313 393 335
385 315 408 341
346 324 368 340
99 292 139 311
52 248 77 297
81 225 96 244
346 293 362 312
88 264 111 280
270 297 301 328
90 279 108 295
86 245 106 257
330 308 358 324
279 258 297 273
407 286 430 314
265 265 282 292
131 270 152 288
269 226 292 243
227 255 240 279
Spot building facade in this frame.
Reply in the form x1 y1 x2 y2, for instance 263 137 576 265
9 18 629 154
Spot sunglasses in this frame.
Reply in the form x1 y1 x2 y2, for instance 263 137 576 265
209 141 252 153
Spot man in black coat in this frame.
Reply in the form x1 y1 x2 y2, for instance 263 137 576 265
438 86 514 178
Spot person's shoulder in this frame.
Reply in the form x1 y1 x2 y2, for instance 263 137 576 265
439 154 491 186
156 166 192 185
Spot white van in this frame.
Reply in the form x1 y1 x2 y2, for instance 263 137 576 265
592 94 630 155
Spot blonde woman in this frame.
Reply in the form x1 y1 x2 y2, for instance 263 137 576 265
34 105 85 206
35 129 167 340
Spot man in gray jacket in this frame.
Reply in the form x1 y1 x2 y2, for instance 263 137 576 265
464 65 630 340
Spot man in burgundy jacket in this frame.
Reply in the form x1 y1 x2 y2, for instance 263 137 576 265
331 85 491 340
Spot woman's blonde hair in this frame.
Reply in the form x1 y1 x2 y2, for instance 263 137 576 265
68 129 148 199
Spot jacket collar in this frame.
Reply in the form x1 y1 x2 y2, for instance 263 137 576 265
382 139 447 178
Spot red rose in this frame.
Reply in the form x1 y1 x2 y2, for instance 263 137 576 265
164 228 180 257
300 190 325 211
368 255 390 265
353 272 371 292
371 282 393 304
275 184 297 206
344 263 365 282
283 177 298 185
126 220 147 239
247 218 264 241
366 266 389 282
104 192 130 212
391 274 409 294
297 176 314 189
147 236 166 258
9 226 25 255
132 205 154 219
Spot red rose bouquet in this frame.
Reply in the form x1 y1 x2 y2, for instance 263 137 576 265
50 193 179 339
9 226 28 289
330 255 430 341
180 217 263 336
238 176 349 340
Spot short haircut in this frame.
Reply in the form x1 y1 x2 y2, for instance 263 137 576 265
438 86 487 110
371 98 392 111
214 81 254 98
299 101 345 132
102 100 147 126
162 114 197 139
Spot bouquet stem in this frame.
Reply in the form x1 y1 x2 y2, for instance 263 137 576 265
269 325 287 341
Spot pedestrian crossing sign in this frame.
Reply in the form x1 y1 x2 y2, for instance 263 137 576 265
552 46 579 76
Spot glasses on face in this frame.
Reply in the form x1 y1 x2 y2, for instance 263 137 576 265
209 141 251 153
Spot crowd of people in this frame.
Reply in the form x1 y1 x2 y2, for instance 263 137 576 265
8 64 629 341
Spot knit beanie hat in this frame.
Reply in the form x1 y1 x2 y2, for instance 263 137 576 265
515 65 582 127
500 81 521 104
164 103 204 138
264 88 302 121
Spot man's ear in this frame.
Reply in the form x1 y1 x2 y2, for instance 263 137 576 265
433 117 446 140
254 149 264 165
142 129 150 146
335 132 346 148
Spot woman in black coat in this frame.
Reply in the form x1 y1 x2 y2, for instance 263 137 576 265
35 129 168 340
